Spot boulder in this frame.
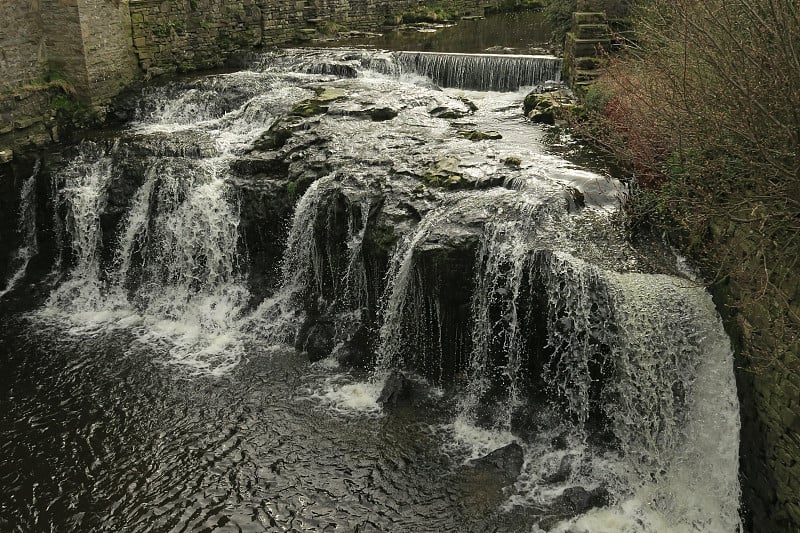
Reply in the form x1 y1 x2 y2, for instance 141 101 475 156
543 455 574 484
377 370 413 408
295 317 336 361
523 89 576 125
470 441 525 484
538 486 610 530
457 129 502 141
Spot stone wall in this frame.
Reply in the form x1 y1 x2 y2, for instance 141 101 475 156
77 0 140 105
2 0 496 155
1 0 139 155
0 1 49 154
711 219 800 532
0 1 45 92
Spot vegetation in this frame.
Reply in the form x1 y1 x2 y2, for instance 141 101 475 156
399 5 459 24
576 0 799 370
542 0 576 48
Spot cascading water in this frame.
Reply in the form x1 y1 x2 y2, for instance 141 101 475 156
1 46 741 532
0 159 40 299
390 51 562 91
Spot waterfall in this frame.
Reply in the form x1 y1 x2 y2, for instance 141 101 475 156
375 190 515 381
459 220 533 429
390 52 561 91
252 49 561 92
23 46 740 529
250 174 373 347
46 142 115 310
0 159 40 300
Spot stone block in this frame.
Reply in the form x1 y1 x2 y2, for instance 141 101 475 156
575 23 609 39
573 12 606 25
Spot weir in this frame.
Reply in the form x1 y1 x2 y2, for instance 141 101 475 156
0 48 741 532
391 51 562 91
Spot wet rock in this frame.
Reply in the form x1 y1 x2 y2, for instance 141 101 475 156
429 96 476 119
551 432 570 450
252 119 296 151
368 107 399 121
295 318 336 361
470 442 524 483
419 155 505 190
457 129 502 141
523 89 576 125
377 370 413 408
290 87 347 117
537 486 610 530
552 486 609 514
332 323 372 369
306 62 359 78
565 186 586 211
430 106 468 119
543 455 574 484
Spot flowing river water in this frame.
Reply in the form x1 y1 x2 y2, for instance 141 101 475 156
0 22 741 533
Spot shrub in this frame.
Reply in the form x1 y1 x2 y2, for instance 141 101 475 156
578 0 799 369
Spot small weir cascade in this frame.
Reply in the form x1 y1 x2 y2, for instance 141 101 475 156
0 48 741 532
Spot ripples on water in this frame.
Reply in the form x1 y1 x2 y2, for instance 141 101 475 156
1 316 516 532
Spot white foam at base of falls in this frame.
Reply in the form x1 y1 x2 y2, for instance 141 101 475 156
441 416 517 463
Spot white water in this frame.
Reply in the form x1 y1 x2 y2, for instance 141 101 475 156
39 69 292 375
0 160 40 300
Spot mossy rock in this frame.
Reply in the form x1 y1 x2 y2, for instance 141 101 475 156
252 116 306 150
523 89 576 124
368 107 399 121
290 87 347 117
457 129 502 141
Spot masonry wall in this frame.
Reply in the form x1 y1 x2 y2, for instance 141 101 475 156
1 0 139 154
1 1 55 154
0 1 45 92
77 0 140 105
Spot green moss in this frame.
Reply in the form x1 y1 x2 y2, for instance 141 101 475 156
457 129 502 141
399 4 458 23
486 0 544 15
51 94 99 129
317 20 347 36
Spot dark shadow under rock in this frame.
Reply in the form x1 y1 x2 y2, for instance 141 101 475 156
470 441 524 484
295 317 336 361
543 455 574 484
332 323 372 370
377 370 413 408
538 486 610 530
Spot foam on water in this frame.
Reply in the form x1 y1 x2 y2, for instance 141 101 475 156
312 375 385 417
442 416 517 463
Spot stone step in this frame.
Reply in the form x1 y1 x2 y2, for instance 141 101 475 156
572 69 602 83
575 23 609 39
573 12 606 25
566 34 611 56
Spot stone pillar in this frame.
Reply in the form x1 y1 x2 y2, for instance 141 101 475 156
76 0 140 106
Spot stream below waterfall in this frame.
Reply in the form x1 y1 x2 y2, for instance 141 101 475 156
0 44 741 532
